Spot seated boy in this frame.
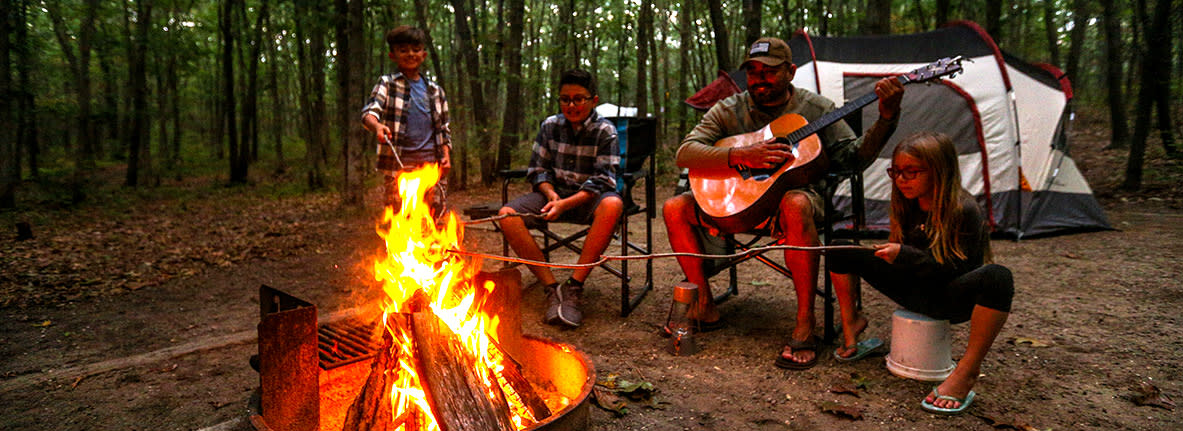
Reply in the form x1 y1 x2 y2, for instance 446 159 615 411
498 69 623 328
361 25 452 216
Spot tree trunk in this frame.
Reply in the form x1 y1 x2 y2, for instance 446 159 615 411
707 0 731 71
985 0 1002 41
1 0 15 208
934 0 949 28
46 0 99 196
1100 0 1129 150
450 0 494 184
1151 3 1175 157
98 35 118 155
1123 0 1172 190
1066 0 1088 92
337 0 366 206
265 12 285 174
495 0 525 175
14 0 35 180
221 0 242 184
678 0 692 137
245 0 269 170
168 53 180 179
1042 0 1061 66
742 0 763 48
127 0 153 188
296 0 328 189
863 0 891 35
637 0 653 116
816 0 829 35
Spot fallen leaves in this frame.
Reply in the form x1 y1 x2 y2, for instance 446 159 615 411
0 190 354 308
1008 336 1051 347
1130 382 1175 411
972 411 1041 430
591 373 664 417
818 401 863 420
828 383 860 397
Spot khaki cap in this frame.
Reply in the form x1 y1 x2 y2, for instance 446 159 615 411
741 37 792 69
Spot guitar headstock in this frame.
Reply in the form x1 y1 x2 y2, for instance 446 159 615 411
900 56 965 84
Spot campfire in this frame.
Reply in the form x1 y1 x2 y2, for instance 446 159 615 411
253 164 594 431
354 164 560 430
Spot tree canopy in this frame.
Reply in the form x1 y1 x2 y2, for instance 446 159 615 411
1 0 1178 209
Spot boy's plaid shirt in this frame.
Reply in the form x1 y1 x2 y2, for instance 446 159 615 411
361 72 452 176
528 111 619 196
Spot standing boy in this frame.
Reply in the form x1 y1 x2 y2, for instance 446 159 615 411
361 25 452 215
498 69 623 328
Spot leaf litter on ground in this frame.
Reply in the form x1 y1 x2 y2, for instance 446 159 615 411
818 401 863 420
592 372 665 417
1008 336 1051 347
1130 381 1175 411
972 410 1041 430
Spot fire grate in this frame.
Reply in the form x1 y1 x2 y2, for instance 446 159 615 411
317 318 381 370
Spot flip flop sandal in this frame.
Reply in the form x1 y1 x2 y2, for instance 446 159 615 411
774 335 819 370
832 337 885 362
920 386 976 415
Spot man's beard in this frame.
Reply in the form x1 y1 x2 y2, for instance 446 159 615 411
750 82 789 106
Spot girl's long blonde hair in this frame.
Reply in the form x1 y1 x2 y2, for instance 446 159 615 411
888 132 990 264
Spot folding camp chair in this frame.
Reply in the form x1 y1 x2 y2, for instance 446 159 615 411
464 116 656 317
691 169 866 343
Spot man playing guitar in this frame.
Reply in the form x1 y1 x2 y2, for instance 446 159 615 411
663 36 904 369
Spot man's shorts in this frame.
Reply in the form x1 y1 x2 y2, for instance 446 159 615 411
689 186 824 237
504 190 621 228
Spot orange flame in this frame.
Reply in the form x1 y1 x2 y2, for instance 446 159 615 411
372 165 532 430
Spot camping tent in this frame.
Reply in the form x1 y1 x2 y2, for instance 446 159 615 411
685 21 1111 238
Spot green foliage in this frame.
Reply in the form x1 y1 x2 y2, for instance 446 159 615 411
4 0 1177 204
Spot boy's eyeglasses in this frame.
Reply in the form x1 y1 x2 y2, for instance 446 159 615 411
887 167 927 180
559 96 592 106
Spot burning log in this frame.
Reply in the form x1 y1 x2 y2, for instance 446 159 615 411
341 326 399 431
411 311 517 431
488 338 553 422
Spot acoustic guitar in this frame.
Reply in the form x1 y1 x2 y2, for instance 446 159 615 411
690 57 965 233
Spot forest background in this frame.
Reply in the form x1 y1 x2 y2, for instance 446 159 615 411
1 0 1179 212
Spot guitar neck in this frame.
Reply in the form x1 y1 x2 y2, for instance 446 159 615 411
786 75 909 143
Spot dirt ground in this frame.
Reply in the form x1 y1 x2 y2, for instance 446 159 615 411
1 116 1181 430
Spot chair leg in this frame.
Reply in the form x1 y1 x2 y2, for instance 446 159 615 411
618 211 652 317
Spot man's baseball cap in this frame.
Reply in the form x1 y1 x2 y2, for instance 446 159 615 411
741 37 792 69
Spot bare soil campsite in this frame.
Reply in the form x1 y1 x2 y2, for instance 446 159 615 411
1 109 1180 430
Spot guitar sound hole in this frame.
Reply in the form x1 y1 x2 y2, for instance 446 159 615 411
749 167 778 180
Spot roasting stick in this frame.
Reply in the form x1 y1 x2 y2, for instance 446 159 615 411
455 211 872 269
446 244 873 269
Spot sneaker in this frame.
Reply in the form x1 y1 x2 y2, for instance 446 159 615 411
544 279 584 327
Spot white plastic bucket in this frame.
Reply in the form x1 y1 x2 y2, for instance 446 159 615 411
885 309 955 381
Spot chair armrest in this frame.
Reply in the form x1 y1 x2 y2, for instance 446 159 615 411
498 169 529 179
621 170 647 181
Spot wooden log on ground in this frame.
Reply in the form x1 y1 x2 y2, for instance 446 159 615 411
411 311 516 431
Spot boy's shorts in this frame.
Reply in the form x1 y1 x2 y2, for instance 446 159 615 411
504 190 621 227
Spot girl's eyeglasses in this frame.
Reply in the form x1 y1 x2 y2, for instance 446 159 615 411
887 167 927 180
